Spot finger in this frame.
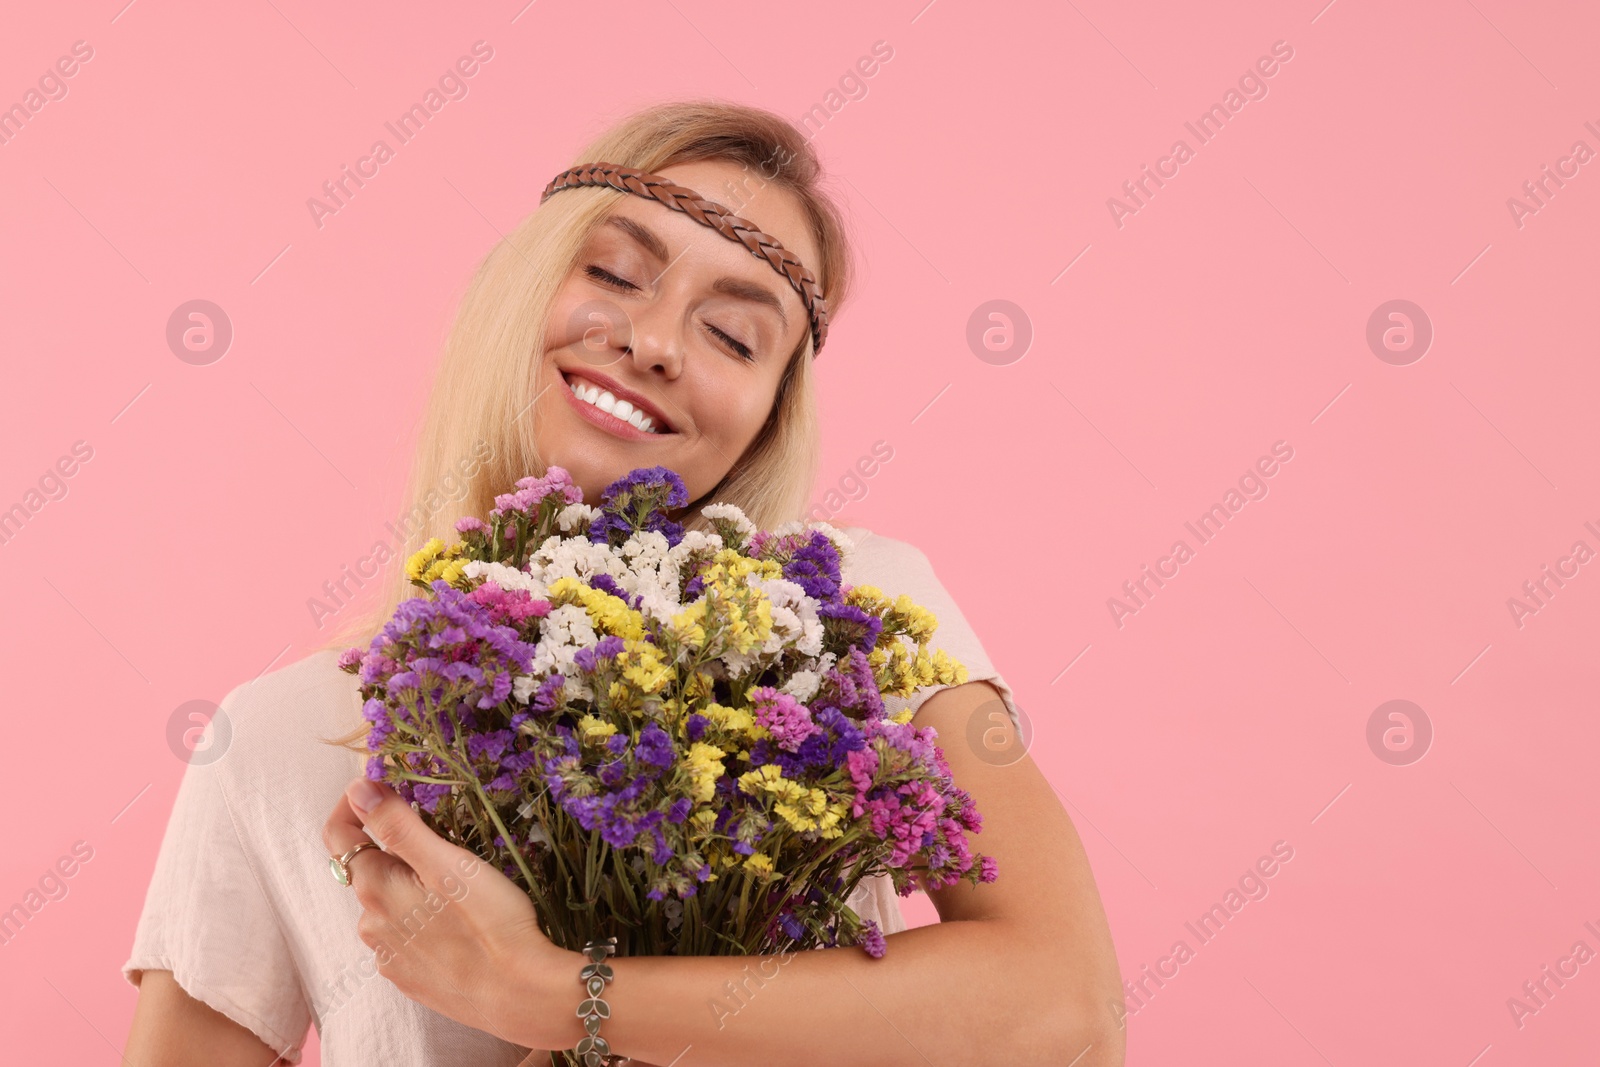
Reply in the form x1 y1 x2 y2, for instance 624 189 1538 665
323 789 403 890
344 777 459 883
322 789 372 854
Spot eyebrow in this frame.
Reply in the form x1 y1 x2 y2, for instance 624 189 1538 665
604 215 789 331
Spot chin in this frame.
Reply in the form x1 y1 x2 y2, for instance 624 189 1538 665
546 454 615 505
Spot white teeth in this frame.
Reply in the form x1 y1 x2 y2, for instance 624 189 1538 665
564 374 663 434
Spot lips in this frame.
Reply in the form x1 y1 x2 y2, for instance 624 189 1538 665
559 368 675 435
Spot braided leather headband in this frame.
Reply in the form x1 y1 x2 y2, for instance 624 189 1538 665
540 162 830 356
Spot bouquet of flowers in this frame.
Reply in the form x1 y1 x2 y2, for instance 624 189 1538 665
338 465 996 985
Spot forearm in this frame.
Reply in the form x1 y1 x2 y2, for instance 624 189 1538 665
535 918 1119 1067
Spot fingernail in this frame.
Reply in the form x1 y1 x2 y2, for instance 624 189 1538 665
349 778 386 816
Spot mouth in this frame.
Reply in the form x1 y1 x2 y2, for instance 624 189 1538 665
558 369 675 438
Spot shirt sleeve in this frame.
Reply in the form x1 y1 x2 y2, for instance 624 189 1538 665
845 529 1023 739
122 688 313 1063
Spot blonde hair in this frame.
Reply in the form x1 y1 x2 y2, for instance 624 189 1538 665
316 100 854 744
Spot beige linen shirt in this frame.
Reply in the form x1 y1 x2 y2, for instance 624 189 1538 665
122 526 1020 1064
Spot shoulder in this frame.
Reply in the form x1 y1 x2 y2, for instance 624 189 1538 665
829 524 936 583
204 648 364 792
221 648 358 739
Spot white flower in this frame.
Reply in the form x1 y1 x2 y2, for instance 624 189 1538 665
556 503 598 533
628 586 682 627
528 535 625 585
702 503 755 546
463 560 543 596
511 674 541 704
767 520 809 539
781 670 822 703
667 529 724 567
529 605 599 693
756 577 824 656
621 530 671 570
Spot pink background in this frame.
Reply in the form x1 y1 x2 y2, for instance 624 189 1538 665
2 1 1597 1063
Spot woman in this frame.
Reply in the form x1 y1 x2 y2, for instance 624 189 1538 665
122 100 1125 1066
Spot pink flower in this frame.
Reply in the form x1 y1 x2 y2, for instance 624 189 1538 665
749 686 820 753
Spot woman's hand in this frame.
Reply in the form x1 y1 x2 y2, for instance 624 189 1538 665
322 778 587 1053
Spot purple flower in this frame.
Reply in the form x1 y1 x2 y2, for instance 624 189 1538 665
636 722 675 770
529 674 566 714
588 467 688 548
818 601 883 654
412 782 453 814
650 825 674 865
587 573 641 609
467 728 513 763
857 918 887 959
750 529 843 602
573 634 626 673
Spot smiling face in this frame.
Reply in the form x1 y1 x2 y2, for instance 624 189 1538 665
534 160 820 506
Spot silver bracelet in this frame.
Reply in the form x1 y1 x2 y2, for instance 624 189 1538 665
574 937 631 1066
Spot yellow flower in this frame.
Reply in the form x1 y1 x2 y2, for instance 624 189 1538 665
705 549 783 585
679 670 715 704
685 742 728 803
670 601 709 650
846 584 889 612
405 538 447 581
742 852 776 878
406 538 470 585
738 764 835 834
548 577 646 639
577 715 617 740
893 595 938 641
620 639 672 694
703 702 756 736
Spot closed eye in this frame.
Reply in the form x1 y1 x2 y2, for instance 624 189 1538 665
585 265 638 290
704 323 754 362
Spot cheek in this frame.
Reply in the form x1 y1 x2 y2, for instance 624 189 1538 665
543 287 581 351
703 380 776 444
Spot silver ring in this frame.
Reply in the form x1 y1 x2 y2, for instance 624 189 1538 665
329 840 381 887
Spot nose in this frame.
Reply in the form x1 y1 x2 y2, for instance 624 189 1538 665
618 296 686 379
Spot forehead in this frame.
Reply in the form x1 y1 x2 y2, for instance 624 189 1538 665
595 159 821 293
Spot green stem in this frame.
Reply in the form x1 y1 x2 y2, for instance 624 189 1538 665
443 744 544 911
